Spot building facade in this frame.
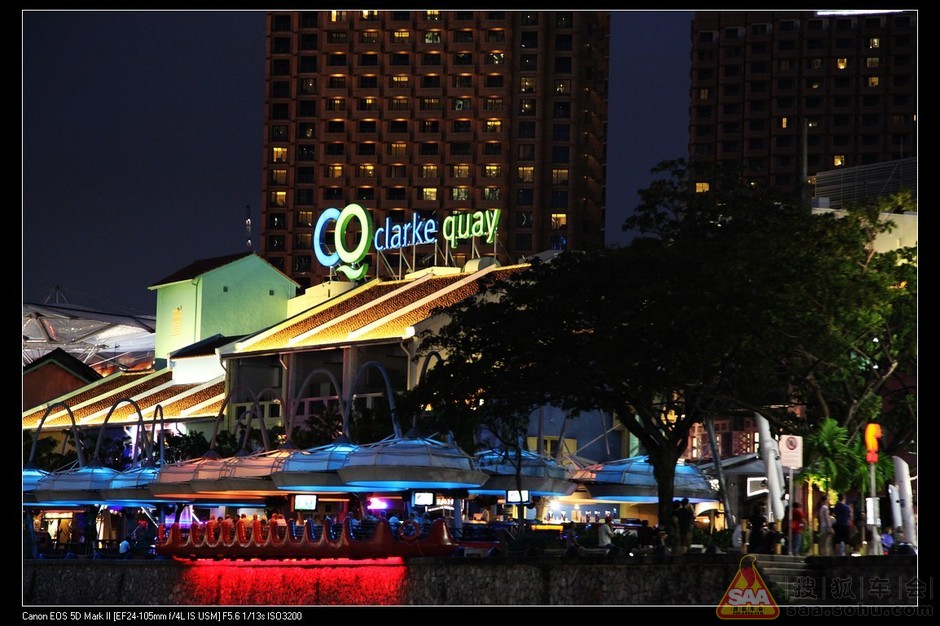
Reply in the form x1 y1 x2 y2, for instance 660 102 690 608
689 10 917 200
261 10 610 291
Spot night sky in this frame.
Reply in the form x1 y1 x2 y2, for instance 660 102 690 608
22 10 692 315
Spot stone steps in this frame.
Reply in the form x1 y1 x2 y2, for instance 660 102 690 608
752 554 826 605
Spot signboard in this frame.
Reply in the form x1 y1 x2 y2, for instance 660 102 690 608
746 477 769 498
313 203 501 279
778 435 803 469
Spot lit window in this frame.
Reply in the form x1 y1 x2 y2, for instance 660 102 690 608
325 165 343 178
420 187 438 200
424 31 442 44
271 147 288 163
391 75 409 88
834 155 845 167
780 117 788 129
327 98 345 111
360 31 379 44
869 37 880 49
270 191 287 206
695 182 710 193
419 165 438 178
484 98 503 110
483 165 501 178
554 79 570 94
361 10 378 20
699 88 709 100
451 164 470 178
425 10 441 21
330 10 346 22
866 57 880 68
485 120 502 133
172 307 182 336
486 52 505 65
451 187 470 201
550 213 567 229
393 30 410 43
390 97 409 111
270 169 287 185
453 98 471 111
389 142 407 157
551 168 569 184
357 165 375 178
836 58 848 70
868 76 880 87
483 187 500 200
519 99 535 116
420 98 441 110
520 77 537 93
517 166 534 183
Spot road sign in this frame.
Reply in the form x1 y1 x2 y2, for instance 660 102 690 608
778 435 803 469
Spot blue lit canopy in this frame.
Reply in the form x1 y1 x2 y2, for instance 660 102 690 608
99 466 181 506
338 434 488 490
574 456 720 503
470 448 577 497
271 437 370 492
32 464 120 506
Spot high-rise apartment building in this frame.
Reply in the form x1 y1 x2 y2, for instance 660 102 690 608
689 11 916 200
261 10 610 290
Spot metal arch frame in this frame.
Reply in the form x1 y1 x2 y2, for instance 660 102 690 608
286 369 345 441
345 361 401 439
206 385 270 457
27 401 86 469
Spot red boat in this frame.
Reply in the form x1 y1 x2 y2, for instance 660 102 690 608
155 516 497 560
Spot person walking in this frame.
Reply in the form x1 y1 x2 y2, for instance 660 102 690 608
833 493 852 556
818 498 834 556
789 502 805 556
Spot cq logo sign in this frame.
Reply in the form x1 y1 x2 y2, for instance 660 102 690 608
313 204 501 280
313 203 374 280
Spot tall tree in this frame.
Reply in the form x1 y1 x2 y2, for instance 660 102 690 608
412 159 915 525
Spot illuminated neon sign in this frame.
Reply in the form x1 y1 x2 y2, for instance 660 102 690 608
314 204 500 280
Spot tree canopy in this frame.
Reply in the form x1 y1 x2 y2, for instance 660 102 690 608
412 159 916 524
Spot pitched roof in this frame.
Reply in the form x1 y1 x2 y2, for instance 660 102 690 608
23 347 102 383
232 264 528 354
148 252 258 288
169 334 242 359
22 368 225 431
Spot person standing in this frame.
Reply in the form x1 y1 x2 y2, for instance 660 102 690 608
747 506 766 554
674 497 695 555
818 498 834 556
833 493 852 556
789 502 805 556
598 515 619 556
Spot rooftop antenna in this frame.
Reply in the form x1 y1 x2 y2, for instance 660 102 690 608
245 204 253 250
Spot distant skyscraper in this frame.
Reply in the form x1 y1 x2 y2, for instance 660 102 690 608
688 10 916 202
261 10 610 290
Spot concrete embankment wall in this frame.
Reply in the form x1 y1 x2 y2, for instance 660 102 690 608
23 555 918 607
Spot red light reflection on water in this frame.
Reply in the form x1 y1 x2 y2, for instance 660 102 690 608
179 559 407 605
